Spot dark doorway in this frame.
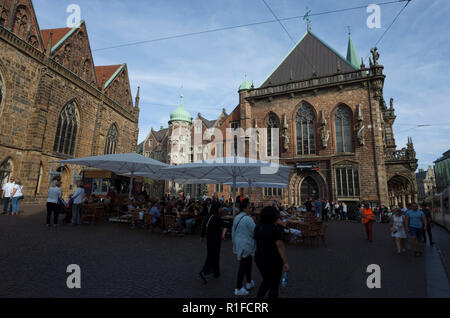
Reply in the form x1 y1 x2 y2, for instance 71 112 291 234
301 176 319 203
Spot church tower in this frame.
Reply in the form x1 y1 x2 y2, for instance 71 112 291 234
167 95 192 166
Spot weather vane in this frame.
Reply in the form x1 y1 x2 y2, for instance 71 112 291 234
303 7 312 32
347 25 351 35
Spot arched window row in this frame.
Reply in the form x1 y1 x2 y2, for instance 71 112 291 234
53 101 79 156
293 103 355 156
104 124 118 155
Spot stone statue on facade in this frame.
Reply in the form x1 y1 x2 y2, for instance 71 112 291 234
371 47 380 66
356 105 365 146
319 111 329 148
390 98 394 110
282 114 290 151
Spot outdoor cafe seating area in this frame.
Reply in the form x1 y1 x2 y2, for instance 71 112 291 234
56 153 328 247
60 193 328 247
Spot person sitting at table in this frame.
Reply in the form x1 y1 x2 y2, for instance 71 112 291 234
182 201 198 233
150 203 161 226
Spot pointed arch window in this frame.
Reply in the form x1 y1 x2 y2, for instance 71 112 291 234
335 106 352 153
53 101 79 156
296 103 316 155
267 114 279 157
104 124 118 155
0 158 13 188
0 9 8 27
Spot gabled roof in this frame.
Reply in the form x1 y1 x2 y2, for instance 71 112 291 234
41 27 71 49
153 128 169 142
198 114 216 128
261 31 358 88
95 65 122 87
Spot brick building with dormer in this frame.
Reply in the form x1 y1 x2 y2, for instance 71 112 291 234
0 0 139 202
142 30 418 209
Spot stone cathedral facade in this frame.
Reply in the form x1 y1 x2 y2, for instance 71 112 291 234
0 0 139 202
143 30 418 209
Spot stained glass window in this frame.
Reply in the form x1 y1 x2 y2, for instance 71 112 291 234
296 103 316 155
335 106 352 153
53 101 79 156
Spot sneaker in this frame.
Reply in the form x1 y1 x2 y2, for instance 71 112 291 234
234 287 249 296
245 280 255 290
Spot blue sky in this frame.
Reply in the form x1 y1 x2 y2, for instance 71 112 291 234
33 0 450 170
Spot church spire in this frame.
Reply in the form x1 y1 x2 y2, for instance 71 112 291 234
346 27 359 69
135 86 140 108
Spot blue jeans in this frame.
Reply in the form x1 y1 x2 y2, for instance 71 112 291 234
185 218 196 231
11 196 23 213
409 227 424 239
71 204 82 224
3 197 10 213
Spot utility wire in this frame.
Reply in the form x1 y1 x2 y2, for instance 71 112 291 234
261 0 296 44
365 0 411 61
93 0 410 52
260 0 317 73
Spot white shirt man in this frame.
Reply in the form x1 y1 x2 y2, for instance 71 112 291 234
2 178 15 214
71 185 85 225
72 186 85 205
2 181 15 198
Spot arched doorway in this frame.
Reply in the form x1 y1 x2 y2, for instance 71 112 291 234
291 171 328 206
300 176 319 202
388 175 413 208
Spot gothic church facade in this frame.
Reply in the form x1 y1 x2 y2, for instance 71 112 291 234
0 0 140 202
142 30 418 208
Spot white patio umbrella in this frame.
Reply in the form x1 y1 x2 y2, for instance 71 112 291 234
225 182 288 206
55 153 169 197
162 156 292 214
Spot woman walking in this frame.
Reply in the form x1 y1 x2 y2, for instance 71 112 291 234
10 179 24 215
232 198 256 296
254 206 289 298
46 181 62 227
199 199 227 283
389 208 407 254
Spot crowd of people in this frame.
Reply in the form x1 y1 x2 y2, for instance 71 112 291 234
2 178 435 298
360 201 434 256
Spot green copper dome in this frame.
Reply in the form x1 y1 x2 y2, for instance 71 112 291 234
239 75 252 91
170 95 192 123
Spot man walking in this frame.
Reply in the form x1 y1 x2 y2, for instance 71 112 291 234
421 203 434 246
361 203 375 242
1 176 15 215
314 199 322 219
322 200 330 222
342 202 348 221
71 182 85 225
405 203 427 256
